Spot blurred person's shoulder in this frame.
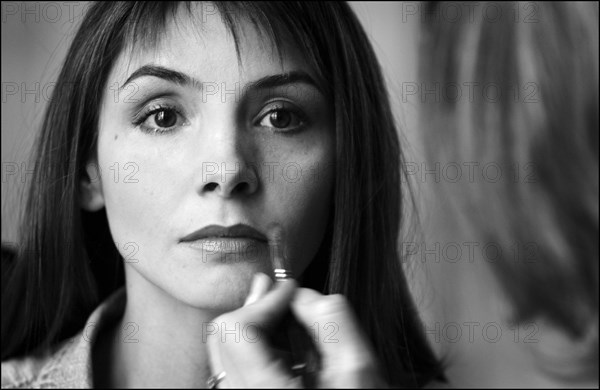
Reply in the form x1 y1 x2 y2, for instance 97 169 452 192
1 288 125 388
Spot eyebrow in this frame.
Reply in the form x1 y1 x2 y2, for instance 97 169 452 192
120 65 200 91
245 72 321 93
120 64 322 94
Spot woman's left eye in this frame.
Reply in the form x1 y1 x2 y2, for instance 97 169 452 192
133 106 186 135
257 106 306 132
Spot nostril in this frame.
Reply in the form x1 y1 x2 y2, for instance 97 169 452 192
234 182 249 194
204 182 218 192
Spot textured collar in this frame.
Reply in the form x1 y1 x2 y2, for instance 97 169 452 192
1 288 126 389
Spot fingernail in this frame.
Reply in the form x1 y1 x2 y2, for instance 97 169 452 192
243 273 262 306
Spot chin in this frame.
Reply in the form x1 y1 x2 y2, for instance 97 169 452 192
171 263 264 311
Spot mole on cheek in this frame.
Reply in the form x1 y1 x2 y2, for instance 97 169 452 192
114 134 118 141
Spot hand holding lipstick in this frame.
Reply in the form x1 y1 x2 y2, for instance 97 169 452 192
205 226 386 388
206 274 386 388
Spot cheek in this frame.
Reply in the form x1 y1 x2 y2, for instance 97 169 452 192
288 174 333 274
272 141 335 275
96 134 180 260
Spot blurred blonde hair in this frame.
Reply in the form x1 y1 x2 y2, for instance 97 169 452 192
420 1 598 376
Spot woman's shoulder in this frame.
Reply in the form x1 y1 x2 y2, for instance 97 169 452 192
1 333 84 388
1 288 126 389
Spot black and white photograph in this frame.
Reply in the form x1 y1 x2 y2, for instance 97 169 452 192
1 1 598 388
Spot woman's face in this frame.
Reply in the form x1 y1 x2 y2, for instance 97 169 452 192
91 7 334 311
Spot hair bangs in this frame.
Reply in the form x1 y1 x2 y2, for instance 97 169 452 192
116 2 290 78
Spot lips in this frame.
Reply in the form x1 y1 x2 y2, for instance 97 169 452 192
180 223 268 243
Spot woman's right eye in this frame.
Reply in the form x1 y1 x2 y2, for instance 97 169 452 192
133 105 187 135
151 109 178 128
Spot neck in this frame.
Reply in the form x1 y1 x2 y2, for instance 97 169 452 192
98 272 226 388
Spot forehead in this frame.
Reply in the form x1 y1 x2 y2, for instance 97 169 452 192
108 4 313 88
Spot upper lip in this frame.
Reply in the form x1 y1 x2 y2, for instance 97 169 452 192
180 224 268 243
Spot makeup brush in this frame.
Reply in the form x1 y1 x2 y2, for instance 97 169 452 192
268 225 321 387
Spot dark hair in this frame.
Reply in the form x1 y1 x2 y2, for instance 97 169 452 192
420 0 598 370
2 1 443 386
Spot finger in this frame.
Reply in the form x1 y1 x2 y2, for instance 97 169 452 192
235 278 297 327
243 272 273 307
212 335 302 388
206 275 298 387
207 283 302 388
206 278 297 377
291 289 380 373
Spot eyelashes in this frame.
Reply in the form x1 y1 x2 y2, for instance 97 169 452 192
253 101 309 133
131 100 309 136
131 103 187 135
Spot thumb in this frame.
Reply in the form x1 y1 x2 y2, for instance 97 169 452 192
244 272 273 306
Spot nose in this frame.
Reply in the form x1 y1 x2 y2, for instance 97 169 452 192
198 126 259 198
201 160 259 197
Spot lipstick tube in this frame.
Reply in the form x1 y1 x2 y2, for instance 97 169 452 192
269 226 321 387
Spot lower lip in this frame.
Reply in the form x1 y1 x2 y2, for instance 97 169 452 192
182 237 267 255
